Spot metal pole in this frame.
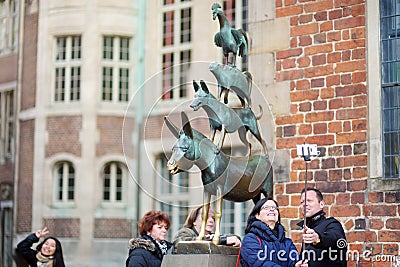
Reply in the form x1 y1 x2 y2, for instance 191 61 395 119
135 0 146 234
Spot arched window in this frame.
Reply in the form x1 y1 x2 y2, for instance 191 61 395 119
54 161 75 202
102 162 125 202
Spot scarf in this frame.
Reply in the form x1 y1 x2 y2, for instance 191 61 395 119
156 240 168 255
36 252 54 267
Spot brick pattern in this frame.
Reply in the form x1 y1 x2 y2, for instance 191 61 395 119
97 116 126 156
274 1 399 266
43 218 80 238
46 116 82 157
17 120 35 233
94 218 134 238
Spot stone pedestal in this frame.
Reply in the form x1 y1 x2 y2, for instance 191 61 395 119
161 241 241 267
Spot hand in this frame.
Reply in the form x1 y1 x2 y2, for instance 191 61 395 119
35 227 49 238
295 259 308 267
226 236 241 247
302 226 320 244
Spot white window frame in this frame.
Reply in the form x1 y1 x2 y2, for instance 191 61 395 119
101 161 127 205
53 35 82 103
0 0 18 55
0 86 15 163
160 1 192 102
101 36 132 103
53 161 75 204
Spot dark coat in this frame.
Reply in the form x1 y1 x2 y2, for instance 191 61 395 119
16 233 41 267
240 221 299 267
126 235 172 267
297 211 347 267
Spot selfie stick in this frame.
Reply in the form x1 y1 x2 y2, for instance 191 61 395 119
296 143 319 260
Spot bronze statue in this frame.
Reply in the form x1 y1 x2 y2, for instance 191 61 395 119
163 3 273 249
212 2 248 66
165 112 273 245
190 80 267 155
209 62 252 107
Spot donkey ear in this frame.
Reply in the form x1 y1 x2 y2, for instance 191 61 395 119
193 80 199 92
200 80 209 94
164 116 180 138
181 112 193 139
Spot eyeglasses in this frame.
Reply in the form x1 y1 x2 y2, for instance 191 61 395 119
261 205 279 211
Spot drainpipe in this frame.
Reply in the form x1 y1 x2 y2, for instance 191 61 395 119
135 0 146 233
14 0 26 235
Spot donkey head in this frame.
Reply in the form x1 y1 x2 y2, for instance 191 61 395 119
190 80 217 111
165 112 197 174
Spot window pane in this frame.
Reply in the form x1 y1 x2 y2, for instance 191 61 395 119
381 0 400 178
70 67 81 101
56 37 67 61
162 53 174 99
120 37 130 61
163 11 174 46
103 36 114 60
54 68 65 101
119 68 129 102
71 36 81 59
179 50 191 98
68 164 75 200
57 166 63 200
180 8 191 43
102 67 113 101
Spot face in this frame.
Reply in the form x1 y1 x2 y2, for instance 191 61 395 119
148 221 169 242
193 210 215 234
300 190 324 217
40 238 57 257
256 200 279 226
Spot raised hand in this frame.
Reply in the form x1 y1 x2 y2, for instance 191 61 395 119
35 227 49 238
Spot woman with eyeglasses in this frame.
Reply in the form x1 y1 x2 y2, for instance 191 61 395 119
126 211 172 267
240 198 308 267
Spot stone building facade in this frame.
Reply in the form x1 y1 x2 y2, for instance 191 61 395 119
1 0 399 267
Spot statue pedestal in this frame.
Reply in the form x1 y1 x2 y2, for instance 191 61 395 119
162 241 240 267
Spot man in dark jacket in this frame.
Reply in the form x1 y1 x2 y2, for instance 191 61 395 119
297 188 347 267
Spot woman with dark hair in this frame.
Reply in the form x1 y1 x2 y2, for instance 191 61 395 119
172 206 241 250
240 198 308 267
17 227 66 267
126 211 172 267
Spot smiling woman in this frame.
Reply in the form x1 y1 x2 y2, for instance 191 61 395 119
16 227 66 267
240 198 308 267
126 211 172 267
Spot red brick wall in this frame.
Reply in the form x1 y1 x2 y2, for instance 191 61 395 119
46 116 82 157
274 1 399 266
21 13 38 111
94 218 134 238
43 218 80 238
17 120 35 233
97 116 126 156
0 54 17 83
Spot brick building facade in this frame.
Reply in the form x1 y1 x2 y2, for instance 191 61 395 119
1 0 399 267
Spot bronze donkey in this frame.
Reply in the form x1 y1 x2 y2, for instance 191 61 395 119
165 112 273 245
190 80 267 155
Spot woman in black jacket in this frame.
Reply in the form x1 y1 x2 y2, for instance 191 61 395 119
17 227 66 267
126 211 172 267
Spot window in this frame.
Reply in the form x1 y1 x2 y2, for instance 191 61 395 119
380 0 400 178
156 154 189 239
102 162 126 203
161 1 192 100
222 0 248 70
0 90 14 163
54 36 82 102
102 36 131 102
220 201 251 237
54 161 75 202
0 0 18 55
